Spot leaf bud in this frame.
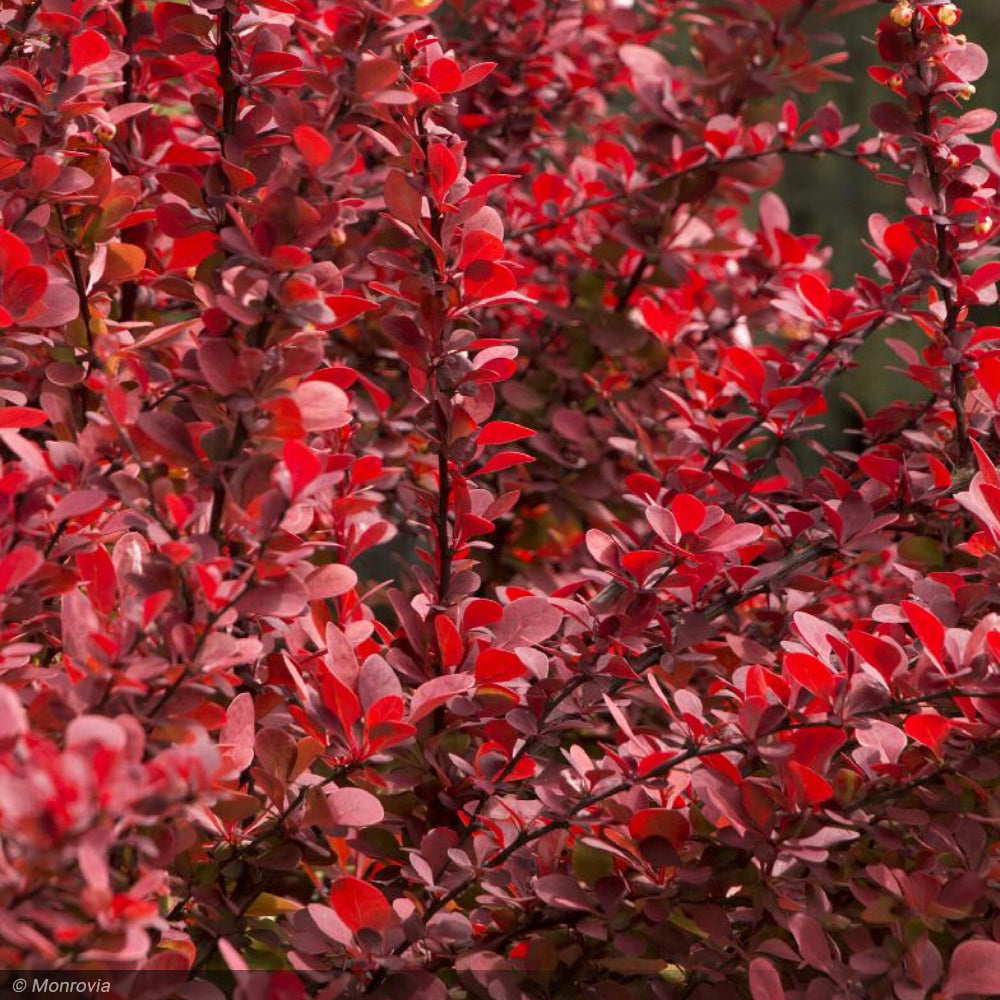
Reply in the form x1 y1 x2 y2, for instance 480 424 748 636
937 4 960 27
889 2 914 28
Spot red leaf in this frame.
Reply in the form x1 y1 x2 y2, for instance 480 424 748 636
0 407 48 429
457 61 497 91
672 493 705 535
0 228 30 272
4 265 47 318
356 57 400 95
788 761 833 806
970 262 1000 293
789 913 834 972
475 649 526 684
977 355 1000 405
460 230 505 268
781 727 846 772
465 173 517 199
428 143 459 203
464 599 503 629
292 380 350 432
322 673 362 734
460 512 494 539
621 549 664 584
749 957 786 1000
477 421 536 446
327 295 378 329
328 877 395 934
858 454 900 485
884 222 918 263
463 260 517 302
535 874 594 911
169 231 219 270
306 564 357 601
366 719 417 754
474 450 535 476
901 600 946 668
849 629 903 685
283 440 321 499
904 713 952 756
784 652 837 704
75 545 117 616
434 614 464 668
943 939 1000 997
798 273 831 319
324 787 384 828
0 546 42 593
219 692 256 773
236 578 308 619
493 597 563 647
428 58 463 94
135 411 197 461
725 346 767 401
409 674 474 724
384 169 424 232
293 125 332 168
0 685 27 750
628 808 689 848
70 30 111 74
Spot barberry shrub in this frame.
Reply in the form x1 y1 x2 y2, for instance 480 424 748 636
1 0 1000 997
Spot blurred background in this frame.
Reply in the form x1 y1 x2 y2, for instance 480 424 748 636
778 4 1000 448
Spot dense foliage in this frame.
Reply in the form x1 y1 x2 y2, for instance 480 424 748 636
2 0 1000 997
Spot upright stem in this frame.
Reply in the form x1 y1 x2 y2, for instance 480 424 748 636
416 112 453 604
217 6 239 144
615 254 650 313
917 68 968 463
121 0 134 103
118 0 138 321
436 432 452 603
57 207 95 364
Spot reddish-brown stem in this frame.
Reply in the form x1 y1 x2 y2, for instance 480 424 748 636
915 38 968 464
217 5 239 143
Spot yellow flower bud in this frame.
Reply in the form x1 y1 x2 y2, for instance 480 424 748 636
975 217 994 236
938 4 959 27
890 2 914 27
